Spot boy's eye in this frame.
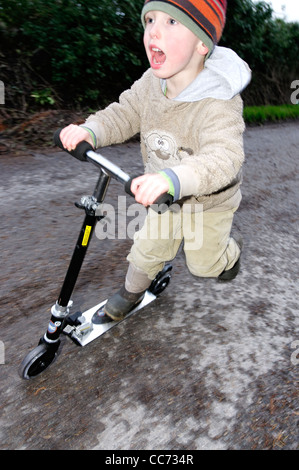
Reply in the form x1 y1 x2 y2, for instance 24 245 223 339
145 16 154 24
169 18 177 25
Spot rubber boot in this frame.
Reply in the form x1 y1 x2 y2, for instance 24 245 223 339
104 264 152 321
104 285 146 321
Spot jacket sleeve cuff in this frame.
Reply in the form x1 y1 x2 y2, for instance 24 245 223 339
158 169 181 202
79 125 97 148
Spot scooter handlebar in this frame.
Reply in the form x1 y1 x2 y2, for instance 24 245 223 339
53 128 174 213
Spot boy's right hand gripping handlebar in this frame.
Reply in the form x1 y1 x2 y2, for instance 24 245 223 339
54 129 173 214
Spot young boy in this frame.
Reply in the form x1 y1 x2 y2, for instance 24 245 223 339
60 0 251 321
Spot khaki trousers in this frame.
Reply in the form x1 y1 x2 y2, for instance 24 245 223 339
126 191 242 289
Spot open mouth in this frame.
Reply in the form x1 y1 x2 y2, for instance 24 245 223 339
150 46 166 65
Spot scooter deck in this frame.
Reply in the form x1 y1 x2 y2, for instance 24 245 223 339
62 290 156 347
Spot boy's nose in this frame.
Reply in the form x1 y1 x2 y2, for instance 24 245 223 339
150 23 161 39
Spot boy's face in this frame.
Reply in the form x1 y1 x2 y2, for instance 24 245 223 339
143 10 207 86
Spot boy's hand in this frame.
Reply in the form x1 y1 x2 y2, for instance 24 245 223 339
131 173 169 207
60 124 94 151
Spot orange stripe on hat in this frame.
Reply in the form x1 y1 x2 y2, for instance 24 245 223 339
171 0 224 41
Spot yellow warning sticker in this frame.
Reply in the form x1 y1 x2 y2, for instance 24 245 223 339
82 225 92 246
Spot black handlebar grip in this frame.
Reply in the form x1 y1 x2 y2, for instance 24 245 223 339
125 177 174 214
152 192 174 212
53 128 93 162
124 176 138 198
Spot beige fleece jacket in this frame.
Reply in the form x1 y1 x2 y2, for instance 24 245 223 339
84 67 246 211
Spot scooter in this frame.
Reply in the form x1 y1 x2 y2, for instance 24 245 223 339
19 130 173 380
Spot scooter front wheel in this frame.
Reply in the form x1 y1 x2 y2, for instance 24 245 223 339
19 340 60 380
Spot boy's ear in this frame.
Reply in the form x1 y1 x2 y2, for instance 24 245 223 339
197 41 209 56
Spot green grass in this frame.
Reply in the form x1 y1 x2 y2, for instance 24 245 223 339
243 104 299 124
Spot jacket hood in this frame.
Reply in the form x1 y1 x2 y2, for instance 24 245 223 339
166 46 251 102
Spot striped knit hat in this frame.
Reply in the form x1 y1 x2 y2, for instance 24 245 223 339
141 0 227 57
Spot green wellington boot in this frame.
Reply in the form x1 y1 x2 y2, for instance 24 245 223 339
104 285 146 321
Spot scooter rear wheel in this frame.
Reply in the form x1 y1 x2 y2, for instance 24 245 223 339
149 264 172 297
19 340 60 380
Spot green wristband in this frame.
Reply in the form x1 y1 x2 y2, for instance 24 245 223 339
80 126 97 148
158 171 175 197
